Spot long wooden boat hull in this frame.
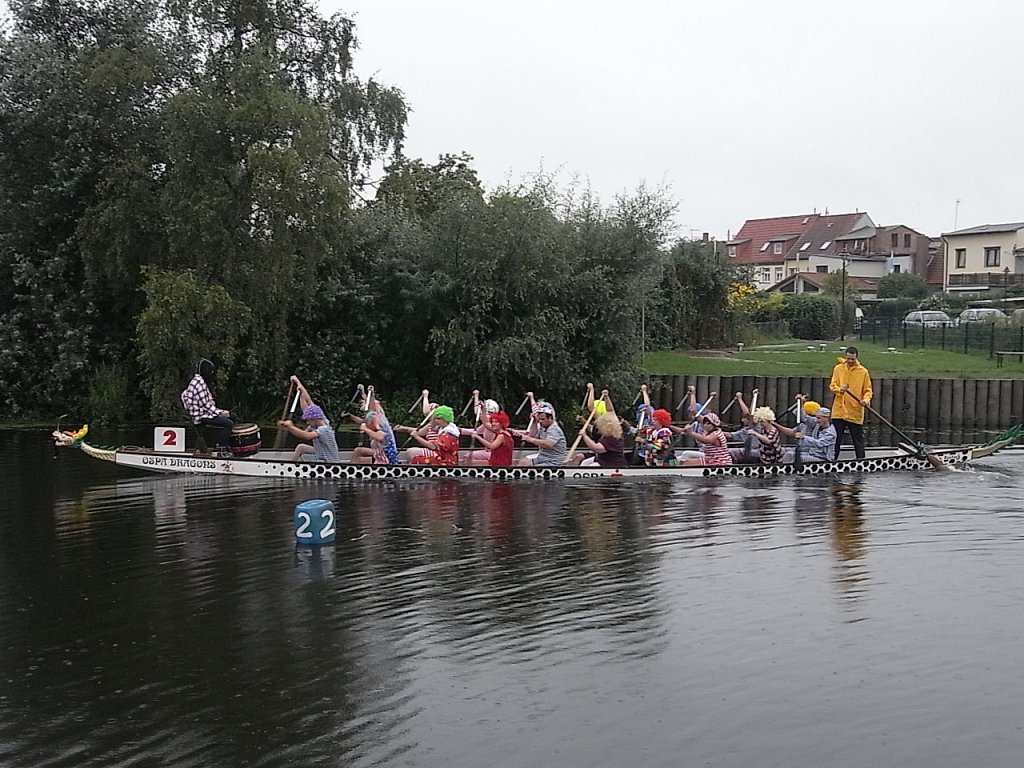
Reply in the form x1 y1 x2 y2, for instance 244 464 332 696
57 439 999 480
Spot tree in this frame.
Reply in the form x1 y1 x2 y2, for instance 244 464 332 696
157 0 407 397
0 0 409 417
136 269 251 419
0 0 171 415
649 240 742 350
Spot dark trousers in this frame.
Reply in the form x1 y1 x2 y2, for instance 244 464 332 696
199 414 237 448
833 418 865 459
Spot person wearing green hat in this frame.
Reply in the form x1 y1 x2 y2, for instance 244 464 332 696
398 405 461 465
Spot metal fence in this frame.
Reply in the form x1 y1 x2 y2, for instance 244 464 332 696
858 320 1024 358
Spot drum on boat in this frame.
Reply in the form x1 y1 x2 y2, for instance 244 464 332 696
229 423 261 457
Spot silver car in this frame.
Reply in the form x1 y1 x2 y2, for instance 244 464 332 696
957 308 1008 325
903 310 954 328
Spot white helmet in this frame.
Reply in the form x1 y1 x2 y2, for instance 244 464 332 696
484 399 500 413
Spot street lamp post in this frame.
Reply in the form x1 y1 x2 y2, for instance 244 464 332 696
839 252 849 340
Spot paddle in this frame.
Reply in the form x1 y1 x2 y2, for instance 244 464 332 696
400 411 434 449
458 391 476 420
523 391 538 434
674 384 698 414
845 392 947 471
272 380 297 450
515 392 532 417
670 392 717 448
399 389 436 448
566 384 599 462
408 389 426 415
637 384 650 431
780 400 800 423
719 396 737 420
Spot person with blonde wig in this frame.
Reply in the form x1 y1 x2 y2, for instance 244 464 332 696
576 412 627 468
748 406 784 464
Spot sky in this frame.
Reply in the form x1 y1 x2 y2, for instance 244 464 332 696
327 0 1024 240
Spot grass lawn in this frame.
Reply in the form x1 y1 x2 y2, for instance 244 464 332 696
644 339 1024 378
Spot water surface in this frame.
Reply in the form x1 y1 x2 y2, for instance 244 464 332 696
2 429 1023 767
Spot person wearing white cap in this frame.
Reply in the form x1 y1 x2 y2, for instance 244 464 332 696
461 398 502 465
775 395 836 463
516 401 567 466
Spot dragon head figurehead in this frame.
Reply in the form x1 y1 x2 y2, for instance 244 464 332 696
52 424 88 447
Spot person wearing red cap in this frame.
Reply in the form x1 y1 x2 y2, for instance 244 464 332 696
639 408 677 467
469 411 515 466
462 398 502 465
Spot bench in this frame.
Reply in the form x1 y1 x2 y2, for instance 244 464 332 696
994 351 1024 368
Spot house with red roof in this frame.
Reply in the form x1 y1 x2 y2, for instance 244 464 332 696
727 212 943 293
727 212 878 291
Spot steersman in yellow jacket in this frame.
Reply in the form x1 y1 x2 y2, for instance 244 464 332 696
829 346 873 460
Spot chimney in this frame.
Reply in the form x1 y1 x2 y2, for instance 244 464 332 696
702 232 709 243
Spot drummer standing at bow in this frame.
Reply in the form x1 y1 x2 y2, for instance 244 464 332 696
829 346 873 459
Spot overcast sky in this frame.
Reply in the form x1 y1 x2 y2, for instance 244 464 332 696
330 0 1023 240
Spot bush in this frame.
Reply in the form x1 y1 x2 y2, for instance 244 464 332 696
877 272 929 299
783 294 839 339
873 298 920 322
86 364 133 424
918 294 967 314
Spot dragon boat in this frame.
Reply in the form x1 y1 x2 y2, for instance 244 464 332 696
51 424 1021 481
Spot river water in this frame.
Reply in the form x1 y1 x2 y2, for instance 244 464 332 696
2 428 1023 767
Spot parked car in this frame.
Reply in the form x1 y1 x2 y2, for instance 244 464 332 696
957 308 1008 325
903 310 954 328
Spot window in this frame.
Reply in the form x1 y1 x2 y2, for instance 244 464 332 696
773 242 782 255
820 240 831 250
816 265 828 273
728 245 736 257
955 248 966 269
760 267 772 284
891 232 898 247
799 242 810 252
903 233 911 248
985 247 1001 267
893 264 901 274
760 242 771 252
775 267 784 282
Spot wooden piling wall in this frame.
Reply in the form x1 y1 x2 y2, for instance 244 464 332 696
647 375 1023 430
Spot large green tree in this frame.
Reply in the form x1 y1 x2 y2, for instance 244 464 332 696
0 0 171 415
0 0 408 417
